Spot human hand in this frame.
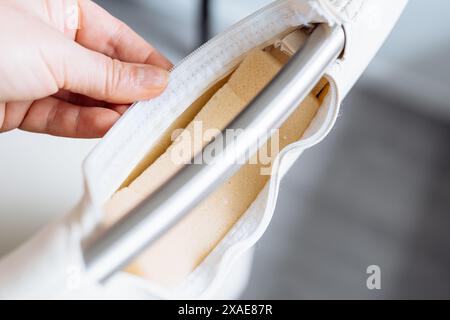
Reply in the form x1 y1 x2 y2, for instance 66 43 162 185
0 0 172 138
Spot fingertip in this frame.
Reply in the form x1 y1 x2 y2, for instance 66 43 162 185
63 43 171 104
147 52 174 71
134 64 170 100
139 65 170 87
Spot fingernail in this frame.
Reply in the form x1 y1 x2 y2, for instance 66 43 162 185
138 66 169 88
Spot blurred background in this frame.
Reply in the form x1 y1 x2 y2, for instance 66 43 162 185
1 0 450 299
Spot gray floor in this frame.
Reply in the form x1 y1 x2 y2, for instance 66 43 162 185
242 86 450 299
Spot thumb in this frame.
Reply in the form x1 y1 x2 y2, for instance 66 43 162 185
58 41 170 104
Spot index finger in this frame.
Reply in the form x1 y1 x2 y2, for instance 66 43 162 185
75 0 173 70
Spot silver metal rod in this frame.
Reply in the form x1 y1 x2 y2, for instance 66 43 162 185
83 24 345 283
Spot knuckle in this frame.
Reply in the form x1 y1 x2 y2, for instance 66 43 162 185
103 58 121 99
106 20 127 57
105 58 137 97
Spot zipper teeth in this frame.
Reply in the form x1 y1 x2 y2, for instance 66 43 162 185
169 0 286 73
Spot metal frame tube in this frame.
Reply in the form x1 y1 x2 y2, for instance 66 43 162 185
83 24 345 283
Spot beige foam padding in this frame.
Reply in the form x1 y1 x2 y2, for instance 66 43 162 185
105 50 280 222
104 49 321 287
104 188 143 227
131 85 245 195
105 85 246 223
228 50 284 102
268 47 290 65
312 78 329 97
119 75 233 189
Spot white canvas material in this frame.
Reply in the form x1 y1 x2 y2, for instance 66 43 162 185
0 0 408 299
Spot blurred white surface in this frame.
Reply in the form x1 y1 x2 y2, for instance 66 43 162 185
0 131 97 257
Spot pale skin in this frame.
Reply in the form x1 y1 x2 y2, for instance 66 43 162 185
0 0 173 138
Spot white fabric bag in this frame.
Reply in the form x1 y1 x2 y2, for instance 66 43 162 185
0 0 408 299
